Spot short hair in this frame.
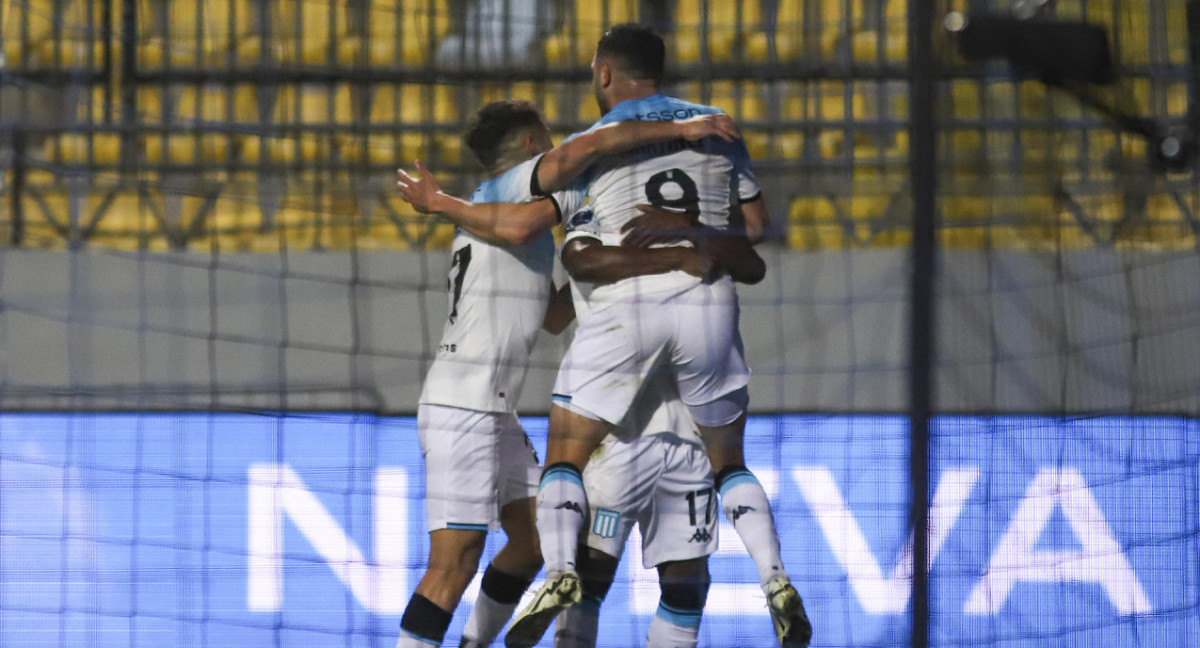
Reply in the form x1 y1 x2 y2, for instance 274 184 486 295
464 100 545 169
596 23 665 84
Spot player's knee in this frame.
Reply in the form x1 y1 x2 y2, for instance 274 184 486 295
504 542 543 575
687 386 748 428
428 529 487 572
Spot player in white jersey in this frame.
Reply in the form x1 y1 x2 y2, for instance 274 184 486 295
508 24 813 648
448 242 770 648
394 100 744 648
454 305 727 648
554 376 718 648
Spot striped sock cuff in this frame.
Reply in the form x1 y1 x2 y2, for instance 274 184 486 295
716 467 760 497
540 462 584 488
655 601 703 629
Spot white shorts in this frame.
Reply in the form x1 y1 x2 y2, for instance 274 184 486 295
583 432 718 568
417 404 540 532
553 279 750 427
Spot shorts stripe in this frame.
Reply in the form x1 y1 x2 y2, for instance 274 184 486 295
656 601 703 628
446 522 489 531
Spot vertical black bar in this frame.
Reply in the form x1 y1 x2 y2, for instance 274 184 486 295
1188 0 1200 134
102 0 114 123
11 133 26 246
908 1 937 648
120 0 137 169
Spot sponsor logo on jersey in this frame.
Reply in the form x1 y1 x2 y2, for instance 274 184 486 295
688 527 713 544
635 107 704 121
730 505 755 522
555 500 584 516
592 508 621 539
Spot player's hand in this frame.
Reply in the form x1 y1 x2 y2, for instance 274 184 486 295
676 113 740 143
673 246 715 279
621 205 698 248
396 160 442 213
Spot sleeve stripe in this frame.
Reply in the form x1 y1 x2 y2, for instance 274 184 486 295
547 195 563 223
529 154 545 197
742 191 764 204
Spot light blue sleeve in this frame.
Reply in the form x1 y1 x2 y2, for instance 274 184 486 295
474 157 540 204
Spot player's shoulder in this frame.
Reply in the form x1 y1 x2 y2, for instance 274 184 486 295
632 94 724 120
471 157 539 204
597 94 721 126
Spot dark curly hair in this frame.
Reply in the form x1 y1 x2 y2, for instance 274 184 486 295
464 100 545 169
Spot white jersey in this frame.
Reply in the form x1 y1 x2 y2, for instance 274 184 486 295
419 156 568 413
551 93 761 315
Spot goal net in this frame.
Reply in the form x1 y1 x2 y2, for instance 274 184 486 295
0 0 1197 646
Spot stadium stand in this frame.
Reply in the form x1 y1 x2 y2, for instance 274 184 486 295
544 0 638 64
1 0 1195 253
672 0 763 63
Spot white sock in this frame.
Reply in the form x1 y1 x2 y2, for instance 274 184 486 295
395 631 440 647
719 468 786 586
462 593 517 647
554 596 601 648
646 601 701 648
462 565 531 646
536 463 588 576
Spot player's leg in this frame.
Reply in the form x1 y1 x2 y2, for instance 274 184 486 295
460 497 541 648
638 433 719 648
554 547 620 648
401 405 506 647
670 283 812 647
397 528 487 647
462 417 546 647
508 407 612 648
694 398 786 586
646 558 710 648
535 299 663 583
696 396 811 647
537 403 611 577
669 283 787 586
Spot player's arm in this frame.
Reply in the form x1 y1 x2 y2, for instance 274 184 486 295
534 113 740 194
541 282 576 335
561 236 711 285
621 205 766 284
396 161 557 246
739 195 770 245
704 231 767 284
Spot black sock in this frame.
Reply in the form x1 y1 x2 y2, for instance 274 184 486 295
399 593 453 645
480 565 532 605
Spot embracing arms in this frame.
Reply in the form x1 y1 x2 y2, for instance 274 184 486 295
395 114 741 246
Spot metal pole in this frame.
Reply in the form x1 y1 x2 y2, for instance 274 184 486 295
907 0 937 647
11 133 26 246
1188 0 1200 135
119 0 137 169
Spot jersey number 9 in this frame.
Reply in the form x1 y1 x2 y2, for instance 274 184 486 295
644 168 700 218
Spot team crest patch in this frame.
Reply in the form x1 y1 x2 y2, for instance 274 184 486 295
567 208 594 230
592 508 620 539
